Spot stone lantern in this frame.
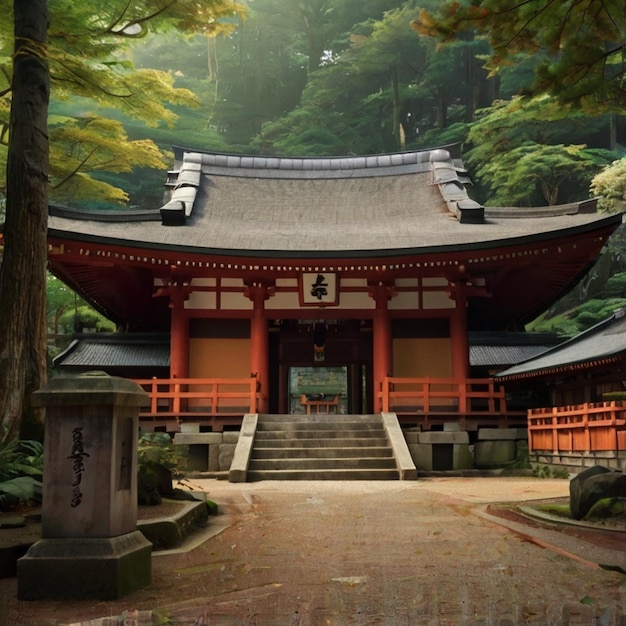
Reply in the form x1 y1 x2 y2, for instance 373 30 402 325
17 372 152 600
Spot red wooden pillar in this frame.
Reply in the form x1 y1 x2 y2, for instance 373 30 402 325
245 281 274 413
169 284 189 380
448 269 470 413
449 276 470 381
369 283 394 413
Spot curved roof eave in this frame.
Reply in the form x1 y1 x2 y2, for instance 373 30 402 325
496 308 626 381
47 212 622 261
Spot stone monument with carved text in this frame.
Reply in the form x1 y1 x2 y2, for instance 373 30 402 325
17 372 152 600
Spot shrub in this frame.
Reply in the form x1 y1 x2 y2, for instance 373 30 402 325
137 432 188 506
0 434 44 511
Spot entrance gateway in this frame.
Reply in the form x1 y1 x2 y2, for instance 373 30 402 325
44 146 620 440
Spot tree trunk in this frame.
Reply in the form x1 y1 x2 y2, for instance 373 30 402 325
436 85 447 129
390 68 404 150
0 0 49 441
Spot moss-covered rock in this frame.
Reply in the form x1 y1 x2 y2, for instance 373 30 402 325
585 497 626 522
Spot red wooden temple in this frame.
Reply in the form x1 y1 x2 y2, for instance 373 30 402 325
39 144 620 432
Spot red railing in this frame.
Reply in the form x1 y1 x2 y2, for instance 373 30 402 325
133 375 521 430
132 377 260 429
380 377 518 426
528 401 626 453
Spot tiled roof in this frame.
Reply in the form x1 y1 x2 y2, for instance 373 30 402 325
496 308 626 380
53 332 559 370
54 336 169 368
470 344 554 367
469 331 559 367
47 145 618 258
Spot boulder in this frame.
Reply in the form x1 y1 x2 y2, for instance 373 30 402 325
569 466 626 520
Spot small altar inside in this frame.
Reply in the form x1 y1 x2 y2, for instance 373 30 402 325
299 393 340 414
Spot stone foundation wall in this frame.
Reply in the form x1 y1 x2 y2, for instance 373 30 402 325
404 426 528 472
171 425 240 473
531 450 626 474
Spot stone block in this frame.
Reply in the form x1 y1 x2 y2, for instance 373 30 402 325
453 444 474 470
208 444 220 472
408 443 432 471
478 428 527 441
418 431 469 445
180 423 200 434
223 431 240 445
403 430 420 444
409 442 474 471
218 444 236 471
17 531 152 600
443 422 461 432
474 440 516 467
174 432 223 445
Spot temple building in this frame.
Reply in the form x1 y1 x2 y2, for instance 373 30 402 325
46 144 621 439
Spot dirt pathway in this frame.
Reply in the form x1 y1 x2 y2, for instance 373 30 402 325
1 478 624 625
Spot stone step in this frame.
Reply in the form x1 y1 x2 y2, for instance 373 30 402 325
249 456 398 471
257 414 381 424
230 413 414 482
257 421 385 432
246 468 400 481
254 429 385 440
251 446 394 459
253 437 391 449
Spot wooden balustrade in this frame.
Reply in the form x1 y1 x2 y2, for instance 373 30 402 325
379 377 518 427
133 375 523 431
132 376 260 430
528 401 626 453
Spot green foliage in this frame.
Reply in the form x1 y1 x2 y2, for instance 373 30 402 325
535 502 572 517
597 273 626 298
533 465 569 479
137 432 187 473
591 158 626 213
137 432 188 506
413 0 626 113
477 142 609 206
58 305 116 333
0 0 245 205
0 433 44 511
462 98 617 205
0 437 44 481
48 115 170 205
602 391 626 401
528 297 626 338
254 3 437 154
585 497 626 522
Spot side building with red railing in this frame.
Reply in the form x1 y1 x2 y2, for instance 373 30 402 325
496 308 626 473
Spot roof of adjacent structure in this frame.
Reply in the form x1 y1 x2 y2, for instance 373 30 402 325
46 144 620 258
54 335 170 368
53 331 557 371
496 308 626 380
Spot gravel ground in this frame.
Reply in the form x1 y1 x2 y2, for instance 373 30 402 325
1 477 625 625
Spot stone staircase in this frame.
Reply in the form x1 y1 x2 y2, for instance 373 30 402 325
229 413 416 481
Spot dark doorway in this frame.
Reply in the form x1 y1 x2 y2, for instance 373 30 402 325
432 444 454 471
270 319 372 414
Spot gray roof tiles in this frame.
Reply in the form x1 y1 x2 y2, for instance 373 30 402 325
47 145 618 257
54 337 170 368
496 309 626 379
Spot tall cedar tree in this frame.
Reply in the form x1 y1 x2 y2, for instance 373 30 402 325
0 0 50 441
